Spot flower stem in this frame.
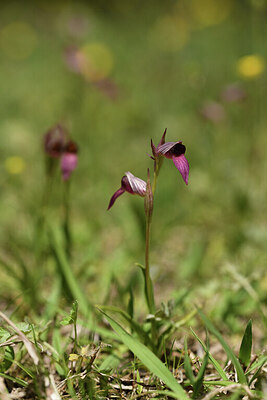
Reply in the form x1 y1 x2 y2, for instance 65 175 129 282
145 215 155 314
152 170 158 196
63 180 72 261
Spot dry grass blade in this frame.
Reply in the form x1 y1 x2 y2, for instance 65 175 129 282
0 311 39 365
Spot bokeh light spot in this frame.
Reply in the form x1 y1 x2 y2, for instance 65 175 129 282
5 156 26 174
79 42 114 82
237 54 265 79
191 0 232 27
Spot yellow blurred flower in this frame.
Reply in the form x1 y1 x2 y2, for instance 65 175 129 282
69 353 79 362
191 0 232 27
0 22 37 60
79 42 114 82
5 156 26 174
237 54 265 79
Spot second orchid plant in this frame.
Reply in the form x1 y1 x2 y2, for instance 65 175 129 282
108 129 189 321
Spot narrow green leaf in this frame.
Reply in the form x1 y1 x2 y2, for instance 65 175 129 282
0 372 28 387
183 337 195 385
248 356 267 386
127 287 134 320
99 310 189 400
190 328 228 381
49 225 90 316
193 351 209 398
239 320 252 367
1 346 14 372
198 309 247 384
246 355 267 375
97 305 153 347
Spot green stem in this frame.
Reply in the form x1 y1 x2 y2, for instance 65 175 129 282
63 180 72 261
145 215 154 314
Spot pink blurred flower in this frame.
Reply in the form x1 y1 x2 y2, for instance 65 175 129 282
108 172 147 210
44 124 78 181
221 83 246 103
61 141 78 181
200 101 225 123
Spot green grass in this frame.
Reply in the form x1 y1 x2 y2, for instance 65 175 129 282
0 1 266 398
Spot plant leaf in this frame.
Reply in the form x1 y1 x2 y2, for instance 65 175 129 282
190 328 228 381
49 225 90 317
193 351 209 398
183 337 195 385
239 319 252 367
198 309 247 384
99 309 189 400
98 305 153 348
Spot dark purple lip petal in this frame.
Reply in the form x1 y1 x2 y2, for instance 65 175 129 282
107 187 125 210
172 154 189 185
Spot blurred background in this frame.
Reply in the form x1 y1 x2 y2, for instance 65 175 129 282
0 0 266 340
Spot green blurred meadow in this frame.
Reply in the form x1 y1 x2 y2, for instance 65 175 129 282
0 0 267 398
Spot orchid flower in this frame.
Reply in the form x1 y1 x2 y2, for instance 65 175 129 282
157 141 189 185
44 124 78 181
108 172 146 210
61 141 78 181
44 124 66 158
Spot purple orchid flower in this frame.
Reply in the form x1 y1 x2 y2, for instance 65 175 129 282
44 124 66 158
157 141 189 185
61 141 78 181
44 124 78 181
108 171 147 210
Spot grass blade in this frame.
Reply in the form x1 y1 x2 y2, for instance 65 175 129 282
99 309 189 400
193 351 209 398
97 305 153 348
198 309 247 384
246 355 267 375
190 328 228 381
239 319 252 367
184 337 195 385
0 372 28 387
49 225 90 316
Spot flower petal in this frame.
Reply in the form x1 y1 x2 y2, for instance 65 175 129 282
172 154 189 185
61 153 78 181
107 188 125 210
157 141 182 156
125 172 146 196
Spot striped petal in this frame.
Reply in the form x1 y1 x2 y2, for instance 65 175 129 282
172 154 189 185
125 172 147 196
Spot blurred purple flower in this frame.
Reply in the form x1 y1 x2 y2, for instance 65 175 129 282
221 83 246 103
44 124 66 158
157 141 189 185
200 101 225 123
108 172 147 210
61 141 78 181
44 124 78 181
64 46 85 74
